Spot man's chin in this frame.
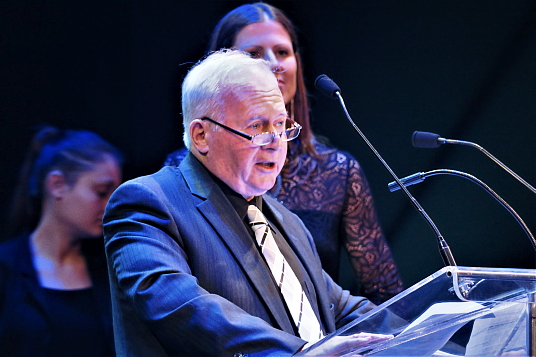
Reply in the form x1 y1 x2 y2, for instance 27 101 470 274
242 182 277 199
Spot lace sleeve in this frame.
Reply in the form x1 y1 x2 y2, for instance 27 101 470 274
341 154 403 304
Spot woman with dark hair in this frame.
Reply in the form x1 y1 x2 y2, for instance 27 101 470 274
0 126 121 356
165 2 403 304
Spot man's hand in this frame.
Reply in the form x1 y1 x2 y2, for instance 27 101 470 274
298 332 393 356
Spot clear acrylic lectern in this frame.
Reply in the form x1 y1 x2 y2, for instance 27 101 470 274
301 266 536 356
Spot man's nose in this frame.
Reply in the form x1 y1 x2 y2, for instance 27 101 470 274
265 121 283 134
264 130 284 148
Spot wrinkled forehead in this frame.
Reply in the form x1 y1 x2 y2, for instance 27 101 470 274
224 84 285 121
221 70 284 113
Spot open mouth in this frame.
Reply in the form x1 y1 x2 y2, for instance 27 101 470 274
257 162 276 169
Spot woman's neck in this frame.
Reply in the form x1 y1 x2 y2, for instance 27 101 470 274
30 223 92 290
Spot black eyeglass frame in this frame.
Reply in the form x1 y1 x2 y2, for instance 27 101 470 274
200 116 301 146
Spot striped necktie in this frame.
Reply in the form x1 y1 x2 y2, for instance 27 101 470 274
247 204 324 343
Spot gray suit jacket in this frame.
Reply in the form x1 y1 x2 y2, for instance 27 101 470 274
103 153 375 357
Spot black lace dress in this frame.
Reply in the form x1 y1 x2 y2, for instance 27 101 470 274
164 140 403 304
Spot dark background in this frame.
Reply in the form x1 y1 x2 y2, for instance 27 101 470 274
1 0 535 288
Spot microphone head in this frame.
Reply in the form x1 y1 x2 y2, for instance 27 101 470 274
315 74 340 99
412 131 442 148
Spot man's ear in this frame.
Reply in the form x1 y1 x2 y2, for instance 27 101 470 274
45 170 68 199
190 119 210 155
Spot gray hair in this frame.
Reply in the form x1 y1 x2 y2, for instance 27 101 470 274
182 49 274 148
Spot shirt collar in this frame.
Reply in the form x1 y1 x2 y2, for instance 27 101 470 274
209 171 262 220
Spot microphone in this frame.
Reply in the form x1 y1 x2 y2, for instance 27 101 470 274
388 169 536 250
412 131 536 194
314 74 341 98
315 74 457 267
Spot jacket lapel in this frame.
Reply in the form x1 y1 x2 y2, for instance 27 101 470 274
179 154 296 334
14 235 54 343
17 235 48 306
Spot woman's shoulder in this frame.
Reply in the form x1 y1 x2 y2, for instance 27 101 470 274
313 140 360 169
164 146 189 167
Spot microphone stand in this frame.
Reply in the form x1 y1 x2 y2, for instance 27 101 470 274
388 169 536 250
413 131 536 194
333 92 457 266
441 138 536 193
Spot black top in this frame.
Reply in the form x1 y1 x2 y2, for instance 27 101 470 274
0 234 115 356
42 287 110 356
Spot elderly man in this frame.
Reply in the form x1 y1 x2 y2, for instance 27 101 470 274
103 50 389 356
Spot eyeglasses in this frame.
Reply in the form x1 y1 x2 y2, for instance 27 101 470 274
201 117 301 146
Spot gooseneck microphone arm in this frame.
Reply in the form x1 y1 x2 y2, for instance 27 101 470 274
388 169 536 250
412 131 536 194
314 74 456 266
